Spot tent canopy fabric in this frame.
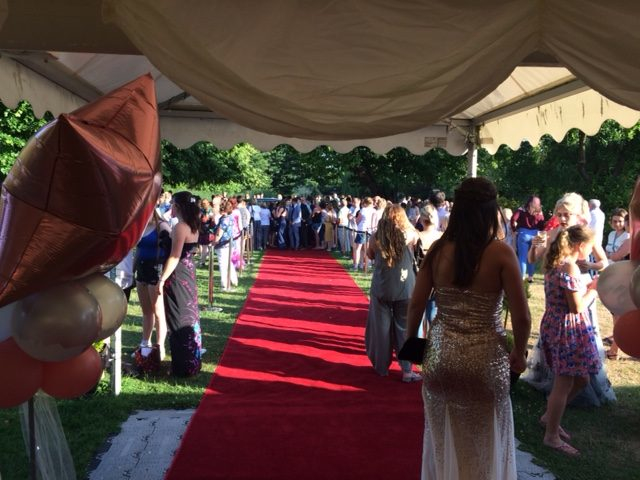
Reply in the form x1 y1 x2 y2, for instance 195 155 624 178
1 0 639 155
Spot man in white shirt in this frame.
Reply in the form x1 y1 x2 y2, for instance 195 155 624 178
249 200 262 249
288 197 302 249
338 197 351 255
589 199 606 248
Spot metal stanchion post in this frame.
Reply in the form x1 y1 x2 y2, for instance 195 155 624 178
203 246 222 312
238 233 245 277
110 327 122 396
28 397 36 480
246 228 252 266
227 242 233 288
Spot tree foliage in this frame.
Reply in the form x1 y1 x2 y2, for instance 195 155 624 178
1 100 640 216
0 101 52 181
479 121 640 217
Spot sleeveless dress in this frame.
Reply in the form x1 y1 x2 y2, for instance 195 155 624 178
163 242 202 377
365 245 416 375
421 287 516 480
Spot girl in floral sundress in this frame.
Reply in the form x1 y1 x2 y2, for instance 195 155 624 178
539 224 601 457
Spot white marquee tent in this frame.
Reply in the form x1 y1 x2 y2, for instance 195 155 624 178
1 0 640 176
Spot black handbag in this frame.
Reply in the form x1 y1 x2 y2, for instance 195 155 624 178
398 337 426 364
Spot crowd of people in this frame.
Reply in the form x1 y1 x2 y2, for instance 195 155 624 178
107 179 628 476
355 181 626 475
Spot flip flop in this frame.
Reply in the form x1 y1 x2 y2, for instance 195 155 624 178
402 371 422 383
539 420 571 441
544 441 580 457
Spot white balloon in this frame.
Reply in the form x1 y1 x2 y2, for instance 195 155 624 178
80 274 127 341
597 260 640 316
0 302 17 342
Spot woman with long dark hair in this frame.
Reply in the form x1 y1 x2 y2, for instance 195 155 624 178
406 177 531 479
157 191 203 377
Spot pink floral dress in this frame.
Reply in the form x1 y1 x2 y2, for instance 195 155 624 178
539 268 601 376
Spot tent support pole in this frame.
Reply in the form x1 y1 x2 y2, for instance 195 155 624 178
466 134 478 178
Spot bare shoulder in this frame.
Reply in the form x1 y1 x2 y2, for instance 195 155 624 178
562 261 580 277
173 222 191 237
486 240 515 259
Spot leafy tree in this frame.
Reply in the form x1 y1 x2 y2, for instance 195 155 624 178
161 141 271 195
0 101 52 181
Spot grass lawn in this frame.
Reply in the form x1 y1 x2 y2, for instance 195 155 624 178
0 251 264 480
331 251 640 480
2 249 638 480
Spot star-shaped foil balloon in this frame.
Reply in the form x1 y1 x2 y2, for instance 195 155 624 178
0 74 161 307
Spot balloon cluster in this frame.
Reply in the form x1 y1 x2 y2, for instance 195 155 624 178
597 177 640 359
597 261 640 357
0 275 126 407
0 74 161 408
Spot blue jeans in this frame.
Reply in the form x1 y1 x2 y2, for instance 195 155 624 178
277 218 287 249
516 228 537 278
289 223 301 249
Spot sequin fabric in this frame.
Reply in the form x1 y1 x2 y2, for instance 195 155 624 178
421 287 516 480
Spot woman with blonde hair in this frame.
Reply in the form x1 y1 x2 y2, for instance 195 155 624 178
364 204 420 382
525 191 614 406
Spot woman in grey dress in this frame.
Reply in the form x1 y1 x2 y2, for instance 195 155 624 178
364 203 420 382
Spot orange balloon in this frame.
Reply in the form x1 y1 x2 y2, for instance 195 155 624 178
41 347 102 400
613 309 640 358
0 338 43 408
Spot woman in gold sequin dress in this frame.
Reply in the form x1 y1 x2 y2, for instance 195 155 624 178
407 177 531 480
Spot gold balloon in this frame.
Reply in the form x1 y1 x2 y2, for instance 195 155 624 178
597 260 640 316
10 283 101 362
80 274 127 341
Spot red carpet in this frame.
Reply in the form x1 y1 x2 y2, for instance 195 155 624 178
165 249 423 480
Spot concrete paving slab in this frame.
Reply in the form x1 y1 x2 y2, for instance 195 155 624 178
515 439 556 479
88 410 194 480
88 410 555 479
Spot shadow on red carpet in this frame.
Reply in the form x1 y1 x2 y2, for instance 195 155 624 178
165 249 423 480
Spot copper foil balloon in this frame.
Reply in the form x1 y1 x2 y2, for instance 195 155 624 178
80 273 128 340
613 309 640 358
596 260 640 317
11 283 101 362
0 74 161 308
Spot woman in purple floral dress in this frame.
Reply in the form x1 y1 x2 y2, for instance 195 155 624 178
539 225 600 457
158 191 203 377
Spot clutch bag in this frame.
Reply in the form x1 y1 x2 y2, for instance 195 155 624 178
398 337 426 364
